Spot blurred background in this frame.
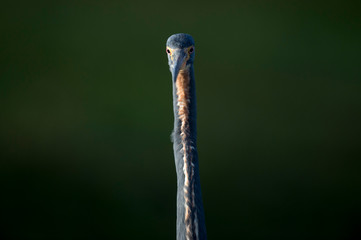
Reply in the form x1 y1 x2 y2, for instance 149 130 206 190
1 0 360 239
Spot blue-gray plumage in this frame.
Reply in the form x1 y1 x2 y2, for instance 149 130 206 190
166 33 207 240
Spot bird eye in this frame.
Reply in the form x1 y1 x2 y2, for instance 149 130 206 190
166 49 171 55
189 47 194 53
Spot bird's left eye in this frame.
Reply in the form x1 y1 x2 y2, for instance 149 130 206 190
166 49 171 54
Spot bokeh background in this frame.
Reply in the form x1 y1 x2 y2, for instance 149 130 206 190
1 1 360 239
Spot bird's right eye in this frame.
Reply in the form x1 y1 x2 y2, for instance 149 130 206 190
166 49 171 55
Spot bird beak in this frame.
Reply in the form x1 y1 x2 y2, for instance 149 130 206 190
171 50 187 82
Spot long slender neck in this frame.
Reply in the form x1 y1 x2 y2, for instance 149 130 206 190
172 66 207 240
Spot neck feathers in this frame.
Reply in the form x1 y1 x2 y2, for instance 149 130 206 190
173 67 206 240
176 71 196 240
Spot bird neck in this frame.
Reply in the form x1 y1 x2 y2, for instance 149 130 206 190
172 66 207 240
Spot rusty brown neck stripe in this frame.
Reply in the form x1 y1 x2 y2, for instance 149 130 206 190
176 70 196 240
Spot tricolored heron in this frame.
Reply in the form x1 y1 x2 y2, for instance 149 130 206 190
166 33 207 240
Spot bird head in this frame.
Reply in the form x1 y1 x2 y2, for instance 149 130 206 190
166 33 195 82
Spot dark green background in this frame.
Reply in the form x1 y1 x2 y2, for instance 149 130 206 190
1 1 360 239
